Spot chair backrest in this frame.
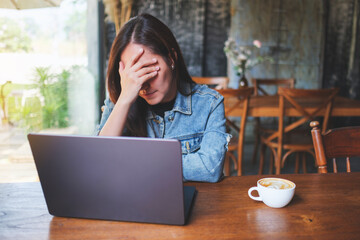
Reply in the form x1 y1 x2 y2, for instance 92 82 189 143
310 121 360 173
216 87 254 175
251 78 295 96
217 88 254 126
265 87 339 145
192 76 229 89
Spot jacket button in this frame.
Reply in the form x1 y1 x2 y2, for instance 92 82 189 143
168 116 174 122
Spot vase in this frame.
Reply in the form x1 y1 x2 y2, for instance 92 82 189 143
238 74 248 88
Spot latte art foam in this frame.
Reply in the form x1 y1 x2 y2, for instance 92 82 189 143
259 178 294 189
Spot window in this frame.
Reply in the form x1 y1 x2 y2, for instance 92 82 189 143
0 0 97 183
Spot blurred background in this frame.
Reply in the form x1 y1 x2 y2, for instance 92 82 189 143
1 0 359 182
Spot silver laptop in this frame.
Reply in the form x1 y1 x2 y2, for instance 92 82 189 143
28 133 196 225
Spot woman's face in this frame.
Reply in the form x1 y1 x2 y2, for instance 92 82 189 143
120 43 177 105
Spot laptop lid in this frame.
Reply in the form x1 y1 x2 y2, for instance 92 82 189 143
27 133 196 225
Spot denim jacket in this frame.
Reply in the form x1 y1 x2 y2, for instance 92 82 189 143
95 83 231 182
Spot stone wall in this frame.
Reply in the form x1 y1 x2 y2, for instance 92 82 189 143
323 0 360 100
104 0 230 77
102 0 360 102
229 0 324 89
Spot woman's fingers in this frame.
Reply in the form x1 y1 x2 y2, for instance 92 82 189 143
121 64 158 85
122 57 158 85
128 48 158 71
136 65 160 78
131 57 158 72
128 48 144 67
138 69 158 83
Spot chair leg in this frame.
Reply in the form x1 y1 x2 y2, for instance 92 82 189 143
230 152 238 171
333 158 338 173
237 153 242 176
275 148 282 175
346 157 351 173
302 153 307 173
237 138 244 177
226 151 237 176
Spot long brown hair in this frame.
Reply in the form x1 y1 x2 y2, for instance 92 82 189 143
106 13 194 137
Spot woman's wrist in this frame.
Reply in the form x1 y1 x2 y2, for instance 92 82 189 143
98 97 131 136
117 94 135 109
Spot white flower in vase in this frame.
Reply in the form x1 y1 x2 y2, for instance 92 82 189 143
224 38 273 87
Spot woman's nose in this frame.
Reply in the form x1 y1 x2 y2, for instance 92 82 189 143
141 82 150 91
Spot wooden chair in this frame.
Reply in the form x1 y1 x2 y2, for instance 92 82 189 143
251 78 295 96
251 78 296 166
192 76 229 89
310 121 360 173
217 87 254 176
259 87 339 175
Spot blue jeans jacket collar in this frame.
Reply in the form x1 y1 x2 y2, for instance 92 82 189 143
146 83 192 120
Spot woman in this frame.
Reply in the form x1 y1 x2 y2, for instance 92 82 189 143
96 13 230 182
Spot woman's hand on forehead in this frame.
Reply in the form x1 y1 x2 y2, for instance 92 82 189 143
117 47 160 105
122 47 157 68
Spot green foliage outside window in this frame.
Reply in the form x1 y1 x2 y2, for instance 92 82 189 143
34 67 70 129
0 17 32 53
8 67 71 132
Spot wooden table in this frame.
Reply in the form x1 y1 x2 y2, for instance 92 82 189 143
224 95 360 117
1 173 360 239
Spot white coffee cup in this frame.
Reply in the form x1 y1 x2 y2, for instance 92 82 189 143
248 178 296 208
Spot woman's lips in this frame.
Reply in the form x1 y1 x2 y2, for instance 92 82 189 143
142 90 157 97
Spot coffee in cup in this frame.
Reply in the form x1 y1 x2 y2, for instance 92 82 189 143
248 178 296 208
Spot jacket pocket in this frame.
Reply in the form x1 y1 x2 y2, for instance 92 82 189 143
175 133 203 154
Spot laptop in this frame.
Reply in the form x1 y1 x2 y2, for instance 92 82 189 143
27 133 197 225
